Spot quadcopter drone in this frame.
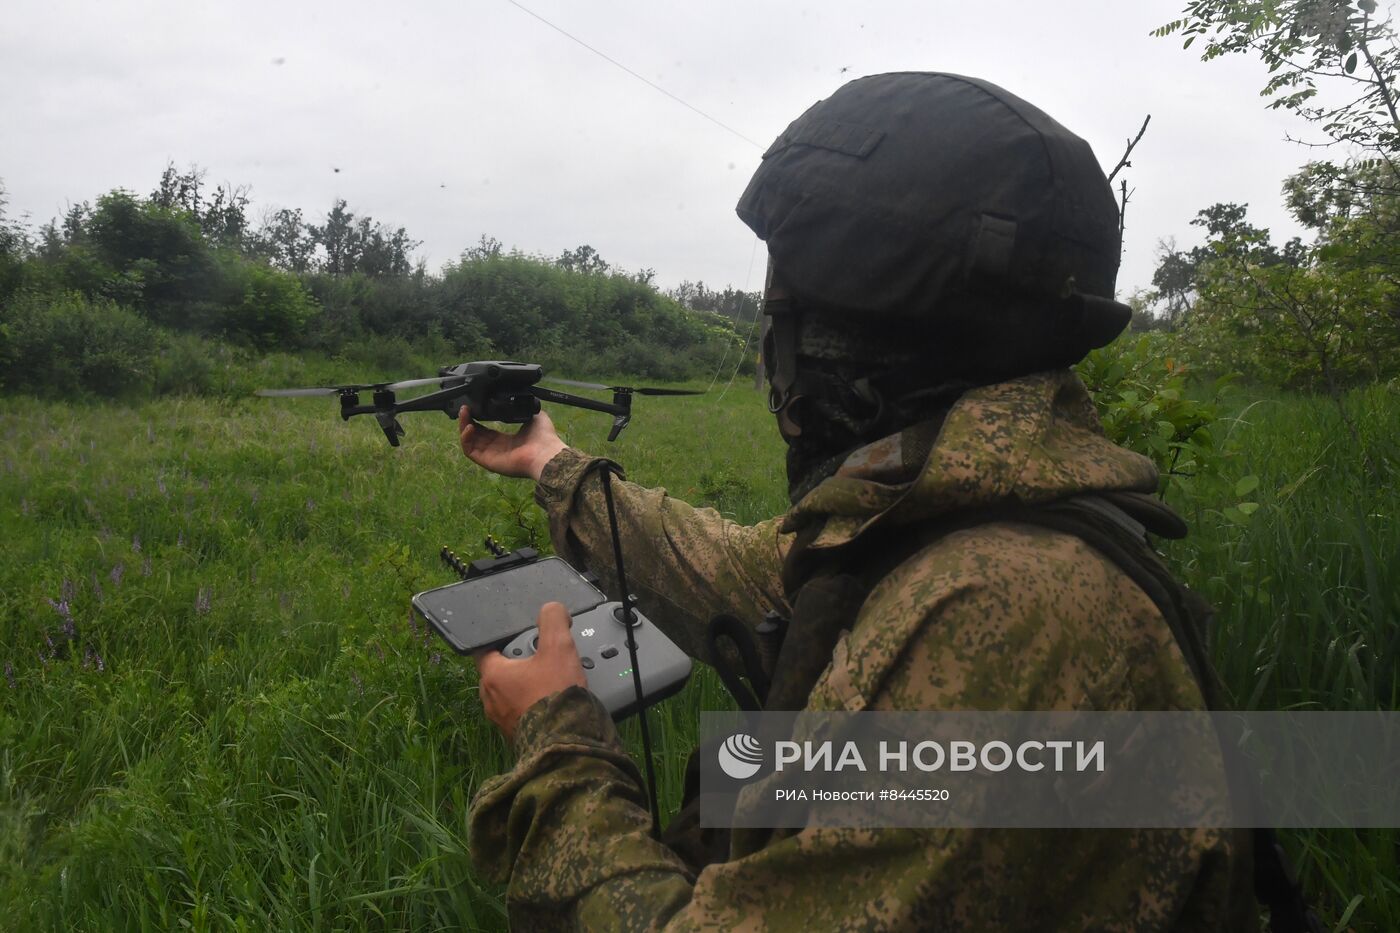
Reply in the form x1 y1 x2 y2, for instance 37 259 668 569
255 360 702 445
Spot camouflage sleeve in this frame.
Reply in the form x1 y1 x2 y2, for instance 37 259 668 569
532 447 792 661
469 687 695 932
468 522 1251 931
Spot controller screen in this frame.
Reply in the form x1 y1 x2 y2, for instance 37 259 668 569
414 557 605 653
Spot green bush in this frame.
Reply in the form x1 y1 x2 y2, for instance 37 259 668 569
152 333 248 396
83 191 217 322
336 334 439 376
1076 332 1232 494
0 291 159 397
218 260 318 350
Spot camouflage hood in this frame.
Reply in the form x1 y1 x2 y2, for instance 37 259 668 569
780 368 1159 550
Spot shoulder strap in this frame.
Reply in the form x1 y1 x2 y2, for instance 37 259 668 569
995 496 1322 933
696 497 1322 931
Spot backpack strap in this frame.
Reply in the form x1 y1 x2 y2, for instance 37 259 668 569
997 496 1322 933
681 495 1322 932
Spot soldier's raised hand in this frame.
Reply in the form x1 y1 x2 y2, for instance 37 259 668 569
458 405 567 482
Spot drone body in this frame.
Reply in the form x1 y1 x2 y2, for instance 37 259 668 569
256 361 700 446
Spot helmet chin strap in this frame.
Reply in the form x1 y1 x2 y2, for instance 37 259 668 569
762 262 808 447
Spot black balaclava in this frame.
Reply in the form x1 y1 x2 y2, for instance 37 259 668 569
768 273 1125 502
767 296 972 502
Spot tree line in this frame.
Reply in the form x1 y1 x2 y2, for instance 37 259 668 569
0 165 754 397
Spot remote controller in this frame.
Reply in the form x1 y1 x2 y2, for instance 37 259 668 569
417 543 693 720
500 600 693 720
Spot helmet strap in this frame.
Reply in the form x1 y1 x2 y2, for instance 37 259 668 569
763 295 800 414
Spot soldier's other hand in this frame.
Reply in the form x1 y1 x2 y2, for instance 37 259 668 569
474 602 587 741
458 405 567 482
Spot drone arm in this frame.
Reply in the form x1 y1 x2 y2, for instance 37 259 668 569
529 386 633 441
528 386 625 418
391 385 473 415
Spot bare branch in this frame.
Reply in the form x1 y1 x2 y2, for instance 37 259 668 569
1107 114 1152 184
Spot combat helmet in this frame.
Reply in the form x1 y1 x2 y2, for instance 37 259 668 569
736 71 1131 412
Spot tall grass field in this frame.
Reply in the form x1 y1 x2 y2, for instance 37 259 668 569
1 369 1395 931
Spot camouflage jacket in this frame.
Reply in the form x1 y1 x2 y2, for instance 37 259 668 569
468 369 1256 932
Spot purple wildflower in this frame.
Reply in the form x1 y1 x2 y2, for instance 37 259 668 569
60 617 77 641
47 597 72 622
305 498 316 512
177 531 185 548
110 563 125 587
350 672 364 695
141 558 152 577
61 579 77 602
84 646 105 672
4 662 15 689
430 652 442 666
195 586 212 615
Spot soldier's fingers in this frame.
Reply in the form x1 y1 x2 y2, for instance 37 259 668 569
535 602 576 655
459 406 482 435
473 647 509 677
459 406 500 460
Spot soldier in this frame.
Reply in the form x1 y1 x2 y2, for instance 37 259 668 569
457 73 1260 930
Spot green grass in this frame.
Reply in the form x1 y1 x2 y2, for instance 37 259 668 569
0 373 1395 931
1163 382 1400 929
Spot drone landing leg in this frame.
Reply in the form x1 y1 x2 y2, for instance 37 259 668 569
377 413 405 446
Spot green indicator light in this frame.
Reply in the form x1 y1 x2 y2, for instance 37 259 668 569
619 669 633 677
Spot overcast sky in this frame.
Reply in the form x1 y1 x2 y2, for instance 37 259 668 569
1 0 1374 303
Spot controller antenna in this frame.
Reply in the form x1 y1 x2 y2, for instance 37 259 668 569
441 546 470 581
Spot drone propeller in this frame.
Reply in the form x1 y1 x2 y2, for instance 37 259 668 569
254 374 465 398
254 386 351 398
541 377 704 397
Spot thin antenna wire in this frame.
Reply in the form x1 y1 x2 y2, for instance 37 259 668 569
704 237 762 394
503 0 763 150
716 270 766 402
599 465 662 837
